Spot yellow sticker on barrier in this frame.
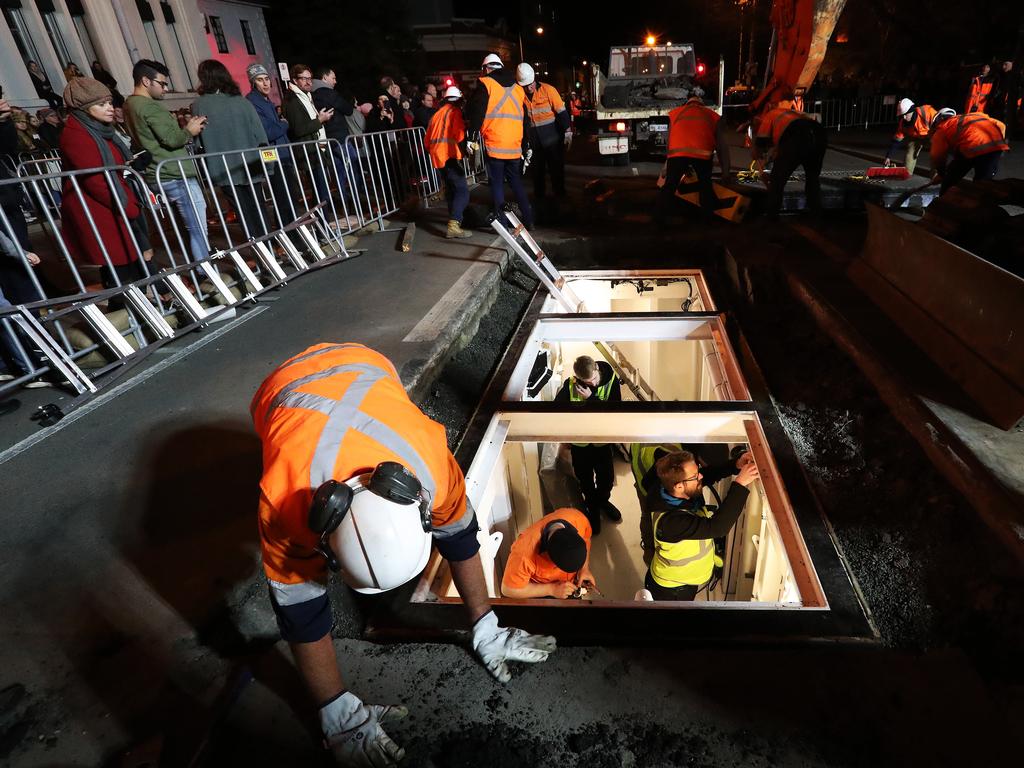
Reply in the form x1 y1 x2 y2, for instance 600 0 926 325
260 148 279 163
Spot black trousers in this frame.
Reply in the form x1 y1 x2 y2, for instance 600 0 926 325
940 151 1002 194
532 140 565 197
569 443 614 522
766 119 827 216
645 570 700 601
655 156 716 221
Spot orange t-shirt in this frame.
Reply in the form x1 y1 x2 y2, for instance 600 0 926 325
502 508 592 590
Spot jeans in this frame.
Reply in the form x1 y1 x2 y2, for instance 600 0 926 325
158 177 209 262
485 156 534 227
442 160 469 223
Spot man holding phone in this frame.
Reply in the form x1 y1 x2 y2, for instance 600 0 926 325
124 59 210 263
282 64 333 202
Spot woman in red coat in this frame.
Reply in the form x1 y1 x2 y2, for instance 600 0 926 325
59 77 148 289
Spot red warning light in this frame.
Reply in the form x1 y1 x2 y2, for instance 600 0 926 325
445 77 454 87
696 62 706 75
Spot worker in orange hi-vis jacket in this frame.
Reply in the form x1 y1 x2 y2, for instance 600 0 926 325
501 508 598 599
251 343 556 767
929 108 1008 194
965 64 993 114
884 98 937 174
752 97 827 216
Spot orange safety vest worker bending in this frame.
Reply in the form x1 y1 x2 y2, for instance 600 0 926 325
251 342 555 765
884 99 937 173
501 508 597 599
425 87 473 238
465 53 534 228
930 109 1008 194
753 101 827 216
654 96 727 224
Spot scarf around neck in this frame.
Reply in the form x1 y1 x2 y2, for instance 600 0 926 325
72 110 130 207
288 82 326 141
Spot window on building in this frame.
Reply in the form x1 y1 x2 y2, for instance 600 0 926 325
2 2 45 67
35 0 73 67
160 1 194 91
65 0 99 67
135 0 170 87
209 15 228 54
239 19 255 55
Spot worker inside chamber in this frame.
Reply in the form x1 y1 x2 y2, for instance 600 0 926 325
469 439 799 605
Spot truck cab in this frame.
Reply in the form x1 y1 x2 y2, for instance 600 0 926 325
591 43 723 164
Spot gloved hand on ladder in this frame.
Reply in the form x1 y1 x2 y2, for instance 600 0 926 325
471 610 557 683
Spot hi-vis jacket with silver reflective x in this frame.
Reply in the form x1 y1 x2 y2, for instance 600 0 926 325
480 76 526 160
524 82 568 148
250 343 474 602
425 103 465 169
650 504 716 588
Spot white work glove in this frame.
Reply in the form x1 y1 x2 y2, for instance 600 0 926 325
320 691 408 767
466 141 479 156
525 148 534 164
470 610 556 683
563 129 573 148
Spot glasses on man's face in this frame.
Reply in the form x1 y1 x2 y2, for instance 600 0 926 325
152 79 170 90
680 473 702 484
295 75 312 82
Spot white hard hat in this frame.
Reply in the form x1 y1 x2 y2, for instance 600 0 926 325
931 107 956 128
329 474 432 594
897 98 915 119
482 53 503 70
516 62 536 87
443 85 463 101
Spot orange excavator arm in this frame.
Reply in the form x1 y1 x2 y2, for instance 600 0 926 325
751 0 849 113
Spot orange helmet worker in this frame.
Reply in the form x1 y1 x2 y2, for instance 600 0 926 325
252 343 556 767
465 53 534 228
929 108 1008 194
501 508 598 599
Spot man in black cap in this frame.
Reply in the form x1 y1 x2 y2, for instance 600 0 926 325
501 507 598 598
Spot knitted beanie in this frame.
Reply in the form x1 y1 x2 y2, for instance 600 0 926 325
63 77 111 111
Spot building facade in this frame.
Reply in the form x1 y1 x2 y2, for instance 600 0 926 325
0 0 278 110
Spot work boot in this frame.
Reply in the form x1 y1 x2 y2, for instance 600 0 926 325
585 506 602 536
446 219 472 239
603 501 622 523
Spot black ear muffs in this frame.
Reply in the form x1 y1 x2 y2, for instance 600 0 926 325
308 480 354 571
368 461 433 532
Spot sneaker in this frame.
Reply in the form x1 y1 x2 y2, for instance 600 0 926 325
634 589 654 602
446 219 472 239
603 501 622 523
24 379 55 388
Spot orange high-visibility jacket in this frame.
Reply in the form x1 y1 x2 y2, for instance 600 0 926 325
965 77 993 114
792 95 805 112
480 75 525 160
931 113 1008 168
525 82 567 147
425 103 465 169
667 100 720 160
501 508 592 591
894 104 937 142
755 106 814 147
250 343 474 592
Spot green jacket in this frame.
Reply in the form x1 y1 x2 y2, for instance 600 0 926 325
123 95 195 183
191 92 272 186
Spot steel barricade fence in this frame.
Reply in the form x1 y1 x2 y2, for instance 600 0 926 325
811 95 898 130
344 127 439 228
0 158 355 401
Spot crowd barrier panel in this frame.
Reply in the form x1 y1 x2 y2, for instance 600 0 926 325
811 95 898 130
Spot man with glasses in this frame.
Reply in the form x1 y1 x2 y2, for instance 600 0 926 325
643 449 759 601
282 64 334 205
124 59 210 263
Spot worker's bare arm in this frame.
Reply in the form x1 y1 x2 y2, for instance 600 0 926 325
449 552 493 622
290 634 346 705
502 581 574 599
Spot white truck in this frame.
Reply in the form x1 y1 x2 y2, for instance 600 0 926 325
590 44 725 165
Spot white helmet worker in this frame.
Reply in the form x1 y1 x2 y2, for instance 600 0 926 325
310 463 433 594
516 62 536 87
931 107 956 129
897 98 915 120
482 53 503 71
443 85 463 101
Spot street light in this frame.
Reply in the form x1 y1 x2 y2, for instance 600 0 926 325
645 34 656 46
536 26 544 34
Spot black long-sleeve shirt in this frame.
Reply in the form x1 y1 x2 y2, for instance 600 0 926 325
553 361 622 404
643 460 748 543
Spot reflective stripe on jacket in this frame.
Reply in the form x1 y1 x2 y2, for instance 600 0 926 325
755 107 813 147
425 103 465 168
525 82 566 147
480 76 525 159
251 343 473 588
966 78 993 114
650 505 716 588
667 100 719 159
931 113 1008 166
894 104 936 142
